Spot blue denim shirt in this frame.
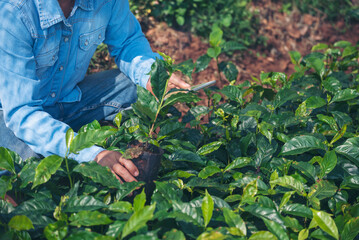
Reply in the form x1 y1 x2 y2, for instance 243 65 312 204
0 0 159 162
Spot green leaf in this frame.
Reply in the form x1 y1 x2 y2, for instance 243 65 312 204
207 47 221 58
249 231 278 240
279 191 295 209
197 141 223 156
132 86 158 121
8 215 34 231
291 161 316 181
333 40 352 48
222 41 246 52
221 85 243 103
174 59 195 79
133 189 146 212
262 218 289 240
163 92 200 108
64 195 107 212
258 121 274 143
202 190 214 227
323 76 342 94
273 89 299 109
223 207 246 236
319 151 337 178
0 178 12 198
224 157 251 172
67 231 113 240
306 57 324 76
69 210 112 227
341 217 359 240
289 51 301 65
109 201 133 213
70 128 116 154
162 170 195 179
244 204 285 227
308 180 337 200
149 58 170 103
66 128 74 155
32 155 63 189
0 147 16 174
73 161 122 189
312 43 328 51
331 89 359 103
317 114 338 131
169 150 205 166
241 180 258 205
15 198 56 215
195 54 212 73
114 112 122 128
270 175 306 196
342 46 358 58
106 221 126 238
335 137 359 166
44 221 68 240
280 135 326 156
298 229 309 240
219 61 238 81
121 203 156 239
282 204 313 218
163 229 185 240
311 209 339 239
198 166 221 179
209 27 223 47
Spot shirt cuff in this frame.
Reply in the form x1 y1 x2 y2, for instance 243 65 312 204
137 58 155 89
68 145 105 163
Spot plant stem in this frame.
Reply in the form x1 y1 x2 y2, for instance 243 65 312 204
216 57 223 83
65 157 73 189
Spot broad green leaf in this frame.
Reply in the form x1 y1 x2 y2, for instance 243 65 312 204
149 58 170 103
331 111 352 128
0 147 16 174
121 204 156 239
323 76 342 94
109 201 133 213
273 89 299 109
202 190 214 227
44 221 68 240
15 198 56 215
342 46 358 58
340 176 359 189
64 195 107 212
289 51 301 64
133 189 146 212
279 191 295 209
224 157 251 172
223 207 246 236
317 114 339 131
106 221 126 238
8 215 34 231
240 180 258 205
195 54 212 73
341 217 359 240
311 209 339 239
207 46 221 58
169 150 205 166
249 231 278 240
221 85 242 103
197 231 226 240
132 86 158 121
258 121 274 143
114 112 122 128
270 175 306 196
174 59 195 79
335 138 359 166
73 161 122 189
67 231 113 240
262 218 289 240
282 204 313 218
116 181 144 201
291 161 316 181
305 96 326 109
280 135 326 156
222 41 246 52
298 229 309 240
219 61 238 81
312 43 328 51
209 27 223 47
306 57 325 76
0 178 12 198
0 199 15 214
333 40 352 48
244 204 285 227
69 128 116 154
32 155 63 189
330 124 347 145
163 229 185 240
163 170 195 179
163 92 200 108
308 180 337 200
65 128 74 155
319 151 337 178
331 89 359 103
69 210 112 227
198 166 221 179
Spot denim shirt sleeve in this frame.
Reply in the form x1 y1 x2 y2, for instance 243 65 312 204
0 3 103 162
105 0 161 88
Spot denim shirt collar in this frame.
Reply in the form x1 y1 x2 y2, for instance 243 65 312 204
35 0 94 29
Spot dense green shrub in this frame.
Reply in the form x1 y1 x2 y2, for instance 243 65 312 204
1 41 359 239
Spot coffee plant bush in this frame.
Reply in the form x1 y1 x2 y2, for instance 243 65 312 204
1 41 359 239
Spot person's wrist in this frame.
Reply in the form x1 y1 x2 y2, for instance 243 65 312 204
94 150 109 163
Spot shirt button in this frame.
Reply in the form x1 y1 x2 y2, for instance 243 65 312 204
64 37 69 42
98 34 102 39
59 66 64 71
84 40 89 46
52 55 56 60
51 92 56 98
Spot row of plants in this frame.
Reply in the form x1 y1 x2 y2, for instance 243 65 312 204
1 34 359 239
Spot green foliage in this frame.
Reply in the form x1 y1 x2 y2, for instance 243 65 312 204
1 41 359 239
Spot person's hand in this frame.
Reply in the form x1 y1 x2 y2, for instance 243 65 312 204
146 73 191 93
94 150 139 183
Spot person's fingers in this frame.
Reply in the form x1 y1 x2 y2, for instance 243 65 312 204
169 74 191 89
119 156 139 177
112 163 138 183
111 169 123 184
